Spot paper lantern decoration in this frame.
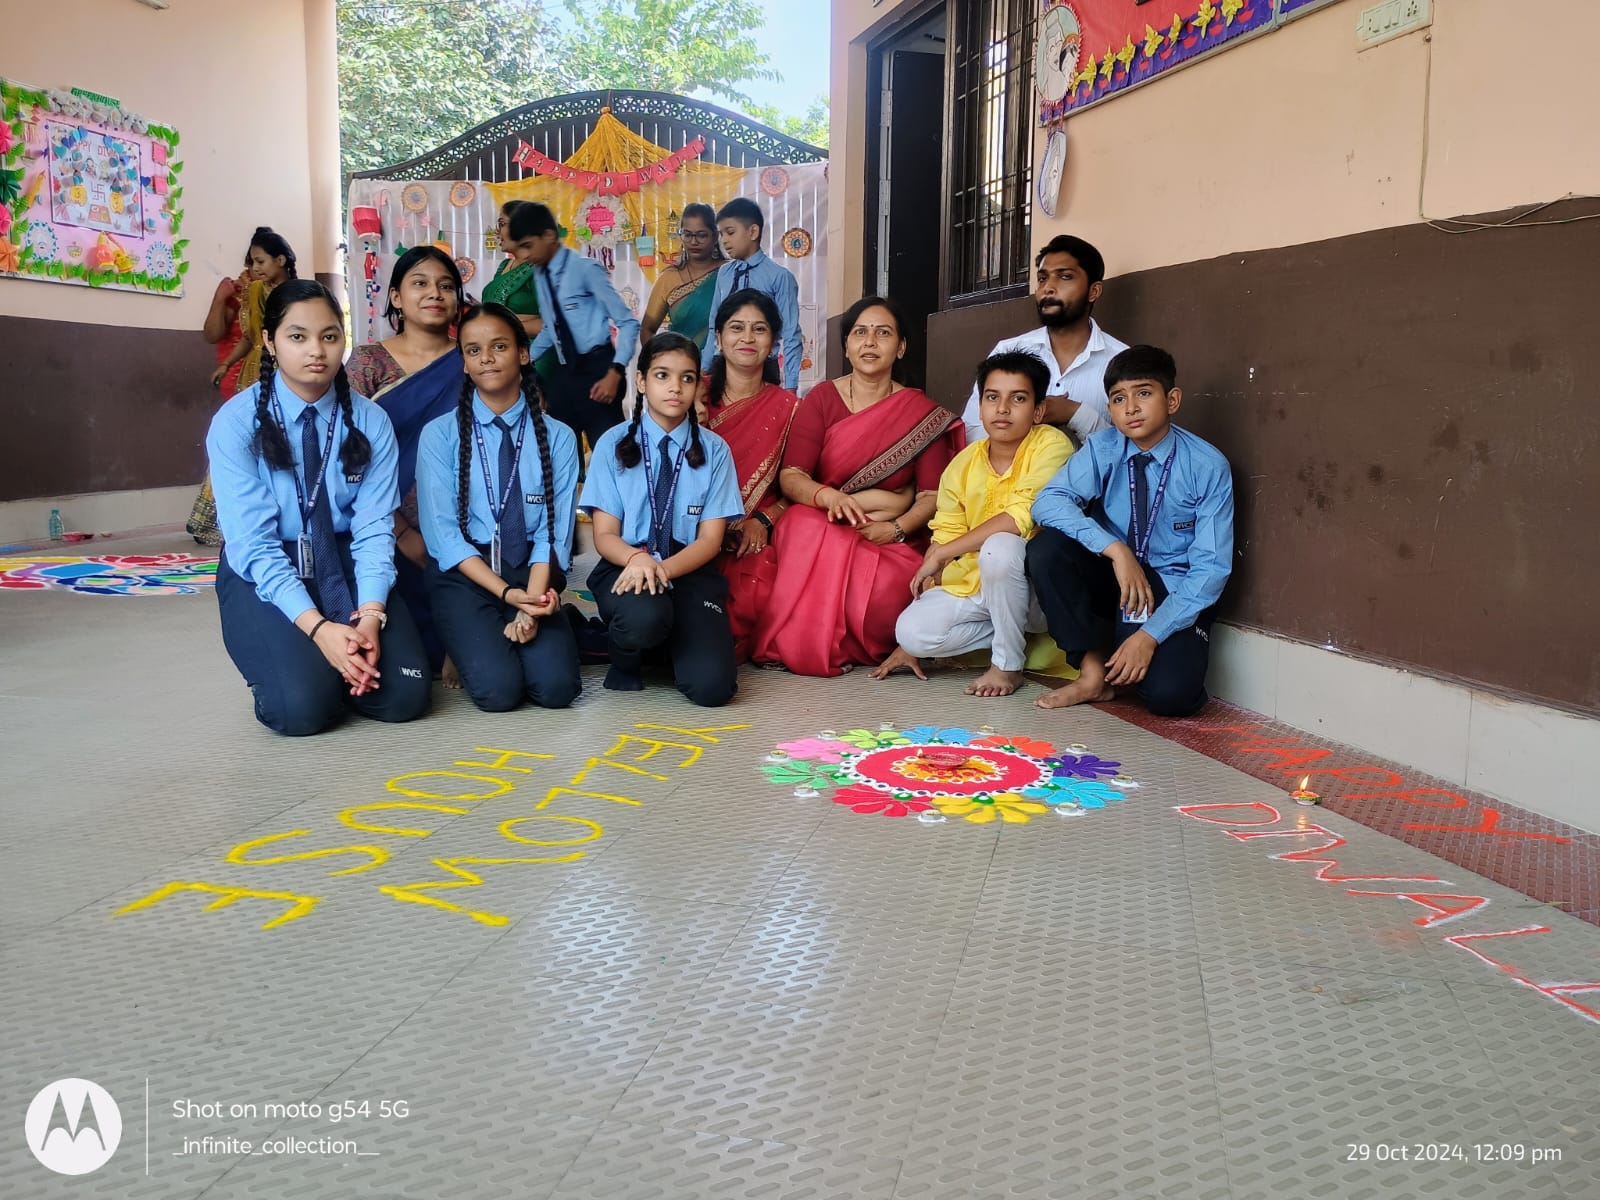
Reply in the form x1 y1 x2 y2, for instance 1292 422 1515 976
351 206 381 238
636 233 656 269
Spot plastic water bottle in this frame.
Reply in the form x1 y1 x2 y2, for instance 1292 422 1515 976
48 509 64 541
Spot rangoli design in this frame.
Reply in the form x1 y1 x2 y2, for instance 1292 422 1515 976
762 724 1140 824
0 553 216 595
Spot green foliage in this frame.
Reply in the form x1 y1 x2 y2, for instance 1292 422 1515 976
550 0 777 104
337 0 814 177
740 96 829 148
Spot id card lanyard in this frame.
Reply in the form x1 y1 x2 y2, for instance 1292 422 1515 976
1124 450 1175 625
272 397 340 580
471 410 529 576
640 436 687 561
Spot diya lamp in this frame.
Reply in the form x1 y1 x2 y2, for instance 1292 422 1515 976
1291 775 1321 806
917 748 971 771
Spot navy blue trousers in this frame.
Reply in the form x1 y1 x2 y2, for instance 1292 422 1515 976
588 555 737 707
216 544 432 736
1025 526 1215 718
426 558 581 712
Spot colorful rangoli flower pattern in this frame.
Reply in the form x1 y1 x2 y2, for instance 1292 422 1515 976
762 725 1141 826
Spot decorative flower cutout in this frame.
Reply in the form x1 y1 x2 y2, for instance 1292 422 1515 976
832 785 932 818
932 793 1051 825
776 736 854 763
973 734 1057 757
1047 753 1123 780
1034 777 1125 808
761 759 846 791
839 728 912 750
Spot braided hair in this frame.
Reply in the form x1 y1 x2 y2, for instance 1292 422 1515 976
253 280 369 473
249 226 298 280
453 303 557 565
707 288 782 408
617 332 706 471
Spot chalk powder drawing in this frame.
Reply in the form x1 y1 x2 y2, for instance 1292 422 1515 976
0 554 216 595
764 725 1140 824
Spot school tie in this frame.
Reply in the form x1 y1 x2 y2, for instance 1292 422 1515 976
493 417 527 570
650 435 675 557
1129 452 1154 560
731 260 752 293
300 408 354 622
540 265 581 365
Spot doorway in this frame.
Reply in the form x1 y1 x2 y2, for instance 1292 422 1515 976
865 6 946 389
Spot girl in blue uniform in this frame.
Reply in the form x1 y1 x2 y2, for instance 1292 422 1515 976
416 303 582 711
580 331 744 705
207 280 432 735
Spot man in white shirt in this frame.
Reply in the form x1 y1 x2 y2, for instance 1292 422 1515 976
960 235 1129 446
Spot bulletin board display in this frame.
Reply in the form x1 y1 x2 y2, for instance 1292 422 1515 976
0 78 188 295
1035 0 1279 124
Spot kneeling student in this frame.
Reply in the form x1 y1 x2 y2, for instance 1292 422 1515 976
580 332 745 706
417 303 582 712
872 351 1072 696
1026 344 1234 717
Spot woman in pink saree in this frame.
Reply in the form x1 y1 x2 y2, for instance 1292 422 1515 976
751 296 965 676
703 290 802 659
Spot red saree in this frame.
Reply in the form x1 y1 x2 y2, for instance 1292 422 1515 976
749 381 964 676
706 384 803 659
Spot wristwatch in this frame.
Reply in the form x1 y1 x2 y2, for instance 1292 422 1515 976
891 520 907 543
752 511 774 534
351 607 388 629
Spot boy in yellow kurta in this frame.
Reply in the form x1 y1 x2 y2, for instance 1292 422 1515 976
872 351 1073 696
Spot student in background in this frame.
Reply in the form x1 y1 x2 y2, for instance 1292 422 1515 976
874 350 1072 697
580 332 744 705
698 198 803 391
207 281 430 735
1027 345 1234 717
417 303 581 712
520 203 640 449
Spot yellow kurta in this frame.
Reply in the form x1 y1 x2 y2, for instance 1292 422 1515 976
929 423 1074 598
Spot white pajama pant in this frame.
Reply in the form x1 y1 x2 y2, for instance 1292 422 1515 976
894 532 1047 672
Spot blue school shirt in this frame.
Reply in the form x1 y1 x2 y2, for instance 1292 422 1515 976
529 246 640 368
579 410 744 548
415 394 580 574
699 249 804 390
207 381 400 622
1032 426 1235 644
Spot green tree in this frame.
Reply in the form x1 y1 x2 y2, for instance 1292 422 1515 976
549 0 779 105
742 96 829 149
337 0 559 175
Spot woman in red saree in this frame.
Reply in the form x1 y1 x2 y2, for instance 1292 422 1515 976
703 289 802 658
751 296 965 676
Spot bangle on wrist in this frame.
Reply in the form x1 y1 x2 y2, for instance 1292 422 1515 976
308 616 330 641
812 486 831 509
500 582 518 604
351 606 388 629
625 549 651 568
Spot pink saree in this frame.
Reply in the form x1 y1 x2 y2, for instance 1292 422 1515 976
749 381 964 676
705 383 802 659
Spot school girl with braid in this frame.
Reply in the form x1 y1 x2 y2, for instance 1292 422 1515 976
415 303 582 711
206 281 432 735
579 331 744 706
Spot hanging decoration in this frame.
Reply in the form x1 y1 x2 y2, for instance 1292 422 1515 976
759 165 790 196
780 227 812 258
1 77 188 295
512 130 707 196
448 180 477 208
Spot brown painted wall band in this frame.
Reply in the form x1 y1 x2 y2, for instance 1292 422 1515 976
924 201 1600 715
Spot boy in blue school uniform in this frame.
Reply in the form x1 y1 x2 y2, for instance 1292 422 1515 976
698 197 803 390
1027 345 1234 717
516 202 641 448
582 332 745 706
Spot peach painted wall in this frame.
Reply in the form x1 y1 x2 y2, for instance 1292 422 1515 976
1034 0 1600 273
0 0 329 332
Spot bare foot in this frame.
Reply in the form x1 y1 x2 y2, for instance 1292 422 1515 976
442 656 463 690
965 665 1023 697
1035 653 1113 709
870 646 928 681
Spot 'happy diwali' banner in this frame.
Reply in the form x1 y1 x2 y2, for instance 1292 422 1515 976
1036 0 1276 124
0 78 188 295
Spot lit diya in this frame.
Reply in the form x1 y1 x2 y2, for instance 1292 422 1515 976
916 748 973 770
1291 775 1322 806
